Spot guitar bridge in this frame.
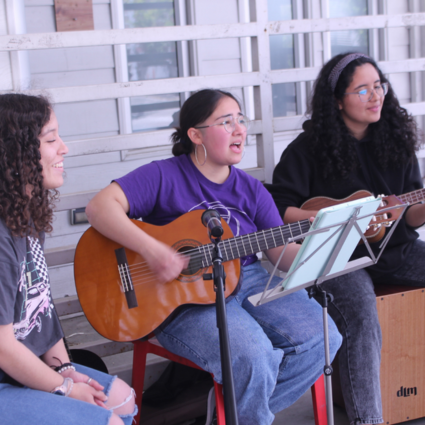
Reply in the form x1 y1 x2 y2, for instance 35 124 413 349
115 248 138 309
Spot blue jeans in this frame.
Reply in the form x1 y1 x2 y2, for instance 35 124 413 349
0 363 137 425
156 261 342 424
320 239 425 425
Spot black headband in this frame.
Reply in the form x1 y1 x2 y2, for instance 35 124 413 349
328 53 369 92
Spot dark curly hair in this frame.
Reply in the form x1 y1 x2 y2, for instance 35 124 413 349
306 52 420 180
0 93 57 236
171 89 241 156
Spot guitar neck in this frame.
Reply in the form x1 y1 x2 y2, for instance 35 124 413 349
194 219 311 268
398 188 425 205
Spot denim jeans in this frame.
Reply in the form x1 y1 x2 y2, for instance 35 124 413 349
156 260 342 424
320 239 425 425
0 363 137 425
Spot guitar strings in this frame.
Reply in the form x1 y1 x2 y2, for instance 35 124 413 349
112 199 398 291
399 187 425 203
125 221 310 274
117 197 400 287
118 221 311 286
135 221 309 271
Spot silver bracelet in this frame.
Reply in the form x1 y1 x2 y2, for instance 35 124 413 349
51 377 74 396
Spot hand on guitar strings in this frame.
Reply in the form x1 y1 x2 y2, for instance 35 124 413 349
143 236 190 284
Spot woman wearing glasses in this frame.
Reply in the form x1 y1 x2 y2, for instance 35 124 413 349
267 53 425 425
86 89 341 424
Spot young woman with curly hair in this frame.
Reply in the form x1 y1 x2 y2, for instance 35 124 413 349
266 53 425 425
0 93 136 425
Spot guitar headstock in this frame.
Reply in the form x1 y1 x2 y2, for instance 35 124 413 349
370 194 405 228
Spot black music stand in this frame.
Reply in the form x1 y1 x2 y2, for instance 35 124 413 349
248 200 407 425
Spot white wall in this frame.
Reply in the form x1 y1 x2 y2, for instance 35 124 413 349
1 0 424 298
0 1 13 90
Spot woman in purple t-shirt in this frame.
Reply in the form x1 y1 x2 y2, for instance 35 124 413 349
0 94 136 425
86 89 341 424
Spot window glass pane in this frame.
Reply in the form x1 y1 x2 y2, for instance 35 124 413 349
329 0 369 57
329 1 367 18
268 0 292 21
270 35 294 70
124 0 180 132
131 93 180 132
124 0 174 28
127 42 178 81
272 83 297 117
268 0 293 71
330 31 369 57
268 0 295 117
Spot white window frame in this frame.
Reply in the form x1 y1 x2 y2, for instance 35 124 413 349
5 0 30 91
1 0 425 266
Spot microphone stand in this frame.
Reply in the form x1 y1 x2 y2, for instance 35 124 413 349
203 235 239 425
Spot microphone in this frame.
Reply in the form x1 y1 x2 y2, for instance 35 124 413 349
201 209 224 238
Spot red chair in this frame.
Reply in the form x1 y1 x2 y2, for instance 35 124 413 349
132 338 328 425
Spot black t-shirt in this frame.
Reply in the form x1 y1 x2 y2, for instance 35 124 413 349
266 129 423 277
0 220 63 380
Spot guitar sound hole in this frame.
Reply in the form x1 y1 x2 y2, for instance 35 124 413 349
171 239 207 282
178 245 202 276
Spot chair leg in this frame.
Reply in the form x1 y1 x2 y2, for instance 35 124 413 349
132 343 325 425
311 375 328 425
132 341 149 425
213 382 226 425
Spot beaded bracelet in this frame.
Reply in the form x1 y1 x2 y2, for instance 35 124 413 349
55 363 76 374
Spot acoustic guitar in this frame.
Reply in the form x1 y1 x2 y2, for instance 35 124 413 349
74 203 401 342
301 189 416 242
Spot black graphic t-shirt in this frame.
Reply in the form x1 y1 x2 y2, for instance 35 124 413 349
0 219 63 379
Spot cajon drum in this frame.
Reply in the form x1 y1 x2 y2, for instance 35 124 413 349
375 285 425 425
332 285 425 425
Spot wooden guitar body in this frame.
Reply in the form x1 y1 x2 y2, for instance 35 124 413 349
74 210 240 342
301 190 403 243
301 190 373 211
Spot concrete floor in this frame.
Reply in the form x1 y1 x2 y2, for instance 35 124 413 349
273 389 425 425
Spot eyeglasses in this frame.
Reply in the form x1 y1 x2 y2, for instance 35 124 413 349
195 114 251 133
344 82 389 103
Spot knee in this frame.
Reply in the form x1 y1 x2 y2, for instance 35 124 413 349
331 294 380 337
234 343 282 382
107 377 136 416
347 305 381 342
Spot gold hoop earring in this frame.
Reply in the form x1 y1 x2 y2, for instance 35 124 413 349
195 144 207 166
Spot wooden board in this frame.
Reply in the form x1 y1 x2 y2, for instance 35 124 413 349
332 285 425 425
54 0 94 32
376 286 425 424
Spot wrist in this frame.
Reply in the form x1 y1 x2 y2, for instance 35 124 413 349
59 368 75 379
51 377 74 396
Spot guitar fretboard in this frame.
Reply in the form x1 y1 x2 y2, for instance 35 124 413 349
398 188 425 205
193 220 311 269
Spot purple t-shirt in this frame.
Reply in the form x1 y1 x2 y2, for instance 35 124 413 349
115 154 283 265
